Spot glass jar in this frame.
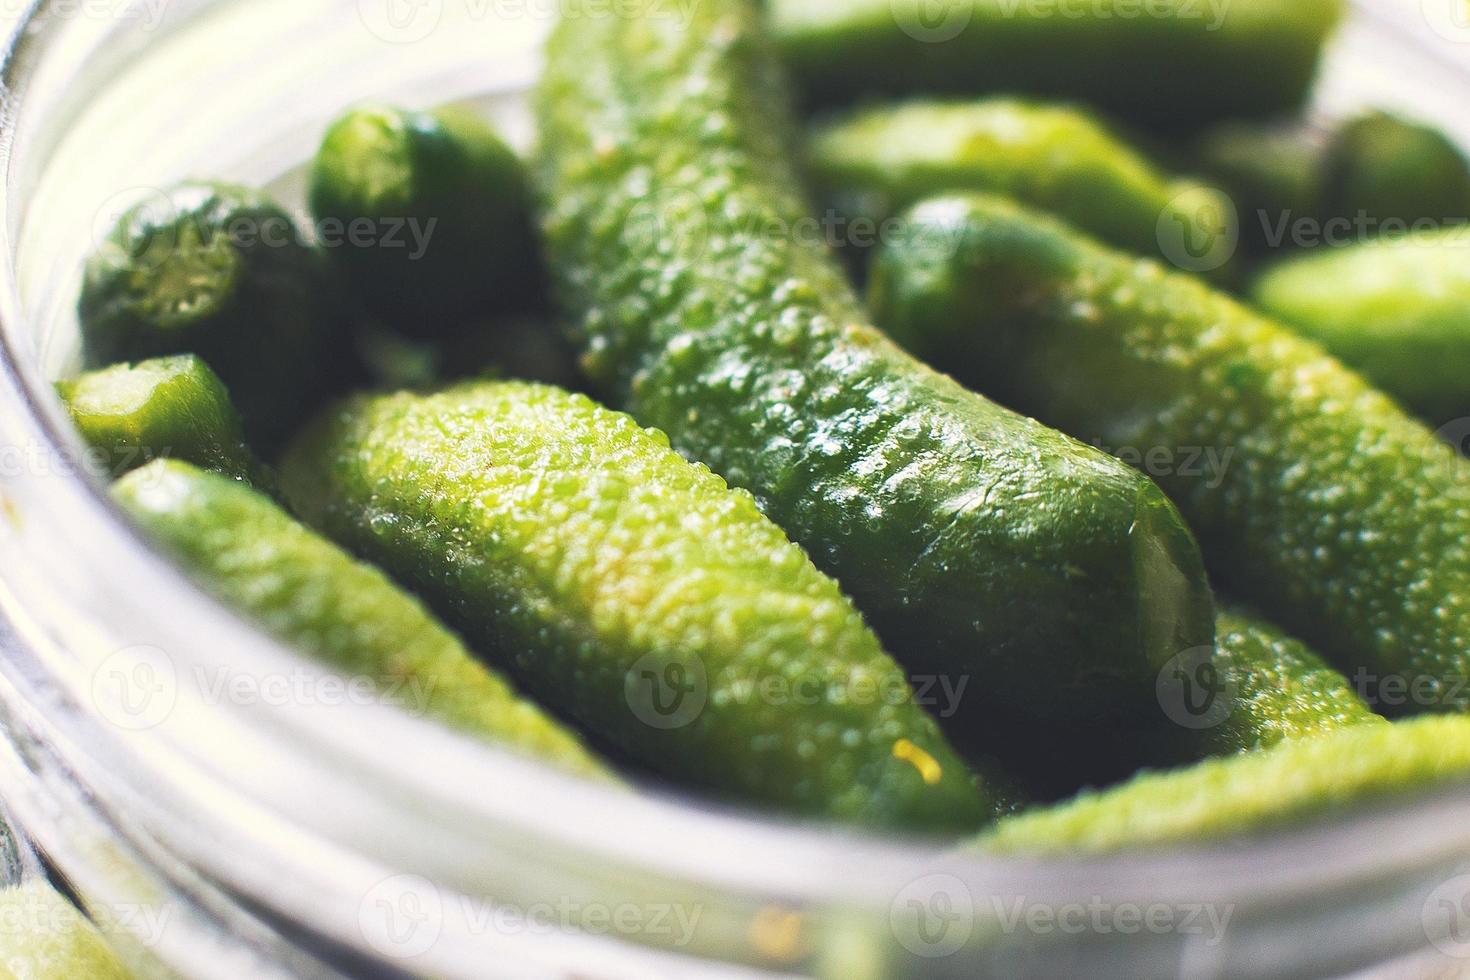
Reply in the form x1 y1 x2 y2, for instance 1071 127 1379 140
1 1 1469 976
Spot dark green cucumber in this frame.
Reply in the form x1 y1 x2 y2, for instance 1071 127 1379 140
1251 227 1470 425
79 181 347 450
772 0 1345 130
1208 609 1383 755
976 715 1470 853
1320 110 1470 231
807 98 1234 270
535 0 1216 763
1195 111 1470 256
308 104 543 333
871 193 1470 712
1193 120 1327 253
115 459 614 783
56 355 263 484
280 381 997 832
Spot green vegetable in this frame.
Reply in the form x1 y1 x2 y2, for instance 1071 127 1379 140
309 104 542 333
535 0 1216 766
807 98 1234 269
114 459 613 783
871 193 1470 712
1207 608 1383 755
78 181 346 450
280 381 997 832
56 355 263 484
1251 227 1470 424
0 880 133 980
1194 111 1470 256
976 715 1470 853
1320 110 1470 231
771 0 1345 130
1193 120 1326 253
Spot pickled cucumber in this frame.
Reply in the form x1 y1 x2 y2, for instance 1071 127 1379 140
114 459 614 783
1320 110 1470 231
57 355 263 484
978 715 1470 853
308 104 542 333
1208 609 1383 755
280 381 998 832
78 181 347 449
871 193 1470 712
807 99 1233 266
772 0 1345 130
535 0 1216 759
1251 226 1470 423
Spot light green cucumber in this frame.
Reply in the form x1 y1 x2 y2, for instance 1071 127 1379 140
977 715 1470 853
114 459 613 783
1251 226 1470 423
280 381 1000 833
57 355 264 485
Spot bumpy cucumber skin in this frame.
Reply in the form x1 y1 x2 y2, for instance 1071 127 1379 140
772 0 1344 130
57 355 261 483
976 715 1470 853
535 0 1215 751
1251 227 1470 423
308 105 542 332
279 381 995 832
78 182 346 450
1321 111 1470 229
114 459 613 783
1210 609 1383 755
807 99 1231 263
871 193 1470 712
0 880 133 980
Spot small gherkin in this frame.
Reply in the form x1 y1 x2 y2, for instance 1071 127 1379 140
280 381 1001 832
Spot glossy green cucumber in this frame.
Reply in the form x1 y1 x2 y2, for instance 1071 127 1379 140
78 181 346 450
57 355 263 484
279 381 997 832
308 104 543 333
976 715 1470 853
0 880 134 980
871 193 1470 712
1251 226 1470 424
535 0 1216 760
1207 609 1383 755
771 0 1345 130
807 98 1233 269
114 459 614 783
